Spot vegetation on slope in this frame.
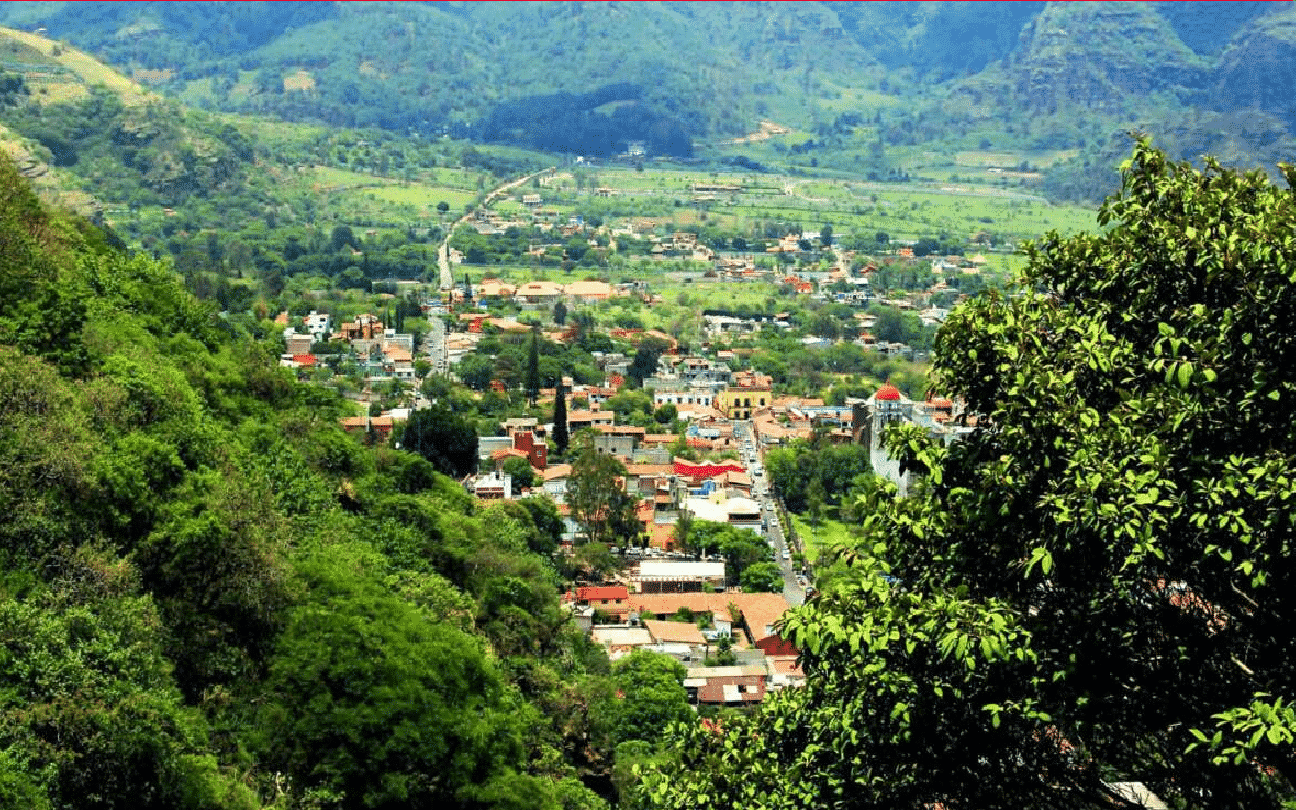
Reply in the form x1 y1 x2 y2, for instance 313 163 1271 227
0 156 667 810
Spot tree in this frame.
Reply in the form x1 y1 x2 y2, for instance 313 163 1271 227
436 200 450 217
569 541 619 582
400 404 478 478
552 300 568 326
627 337 672 387
639 142 1296 809
329 225 356 252
500 454 537 490
652 403 677 425
552 388 569 456
256 553 537 809
740 561 784 593
457 354 495 391
567 435 638 548
525 328 541 406
686 521 768 588
611 651 691 746
819 223 833 248
672 507 694 554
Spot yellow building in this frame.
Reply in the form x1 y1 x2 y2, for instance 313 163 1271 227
716 386 771 420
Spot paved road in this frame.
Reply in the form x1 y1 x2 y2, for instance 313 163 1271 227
437 167 555 290
734 421 805 607
423 313 447 377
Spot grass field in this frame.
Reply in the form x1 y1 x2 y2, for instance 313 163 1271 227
790 512 858 563
568 163 1099 248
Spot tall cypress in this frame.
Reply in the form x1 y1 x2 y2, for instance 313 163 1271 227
525 328 541 406
553 387 569 456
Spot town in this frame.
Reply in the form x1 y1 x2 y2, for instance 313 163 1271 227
271 176 985 711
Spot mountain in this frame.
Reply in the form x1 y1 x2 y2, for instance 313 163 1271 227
1213 6 1296 129
2 2 1295 194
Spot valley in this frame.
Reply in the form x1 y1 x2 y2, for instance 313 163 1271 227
2 5 1296 810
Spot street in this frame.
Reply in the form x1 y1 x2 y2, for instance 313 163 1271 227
734 420 807 607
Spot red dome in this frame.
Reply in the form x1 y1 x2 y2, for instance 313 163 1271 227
875 383 901 401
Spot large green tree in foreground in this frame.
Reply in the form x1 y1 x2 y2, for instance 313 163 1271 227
638 142 1296 809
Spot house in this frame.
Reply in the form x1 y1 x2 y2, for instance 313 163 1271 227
716 371 774 420
566 409 616 434
766 655 806 691
336 313 384 341
631 593 735 638
284 332 314 356
514 281 564 307
339 414 396 442
564 280 613 304
637 560 727 594
683 665 767 707
478 435 514 461
575 585 631 620
683 493 763 533
642 619 709 661
510 428 548 470
472 470 512 500
593 425 645 458
589 624 653 660
542 464 573 502
476 278 517 298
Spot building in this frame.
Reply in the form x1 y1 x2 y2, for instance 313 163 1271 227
637 560 727 594
472 470 512 500
336 313 384 341
683 493 763 534
716 371 774 420
575 585 631 620
683 665 767 707
593 425 645 458
849 386 973 494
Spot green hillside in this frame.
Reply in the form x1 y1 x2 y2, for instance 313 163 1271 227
0 146 627 810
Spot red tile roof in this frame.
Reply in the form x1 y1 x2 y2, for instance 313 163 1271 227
674 461 745 478
576 586 629 602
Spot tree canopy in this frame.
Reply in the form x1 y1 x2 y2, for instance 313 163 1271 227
0 160 614 810
567 435 639 549
400 404 479 478
639 141 1296 809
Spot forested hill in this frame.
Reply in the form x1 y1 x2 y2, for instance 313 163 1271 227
1 1 1293 168
0 159 624 809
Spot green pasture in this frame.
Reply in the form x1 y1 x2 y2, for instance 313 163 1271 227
563 163 1099 245
790 512 857 564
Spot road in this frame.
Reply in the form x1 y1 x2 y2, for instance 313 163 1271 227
734 420 806 607
422 311 447 377
437 166 555 290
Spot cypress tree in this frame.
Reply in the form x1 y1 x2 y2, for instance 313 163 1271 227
553 386 569 456
525 328 541 406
